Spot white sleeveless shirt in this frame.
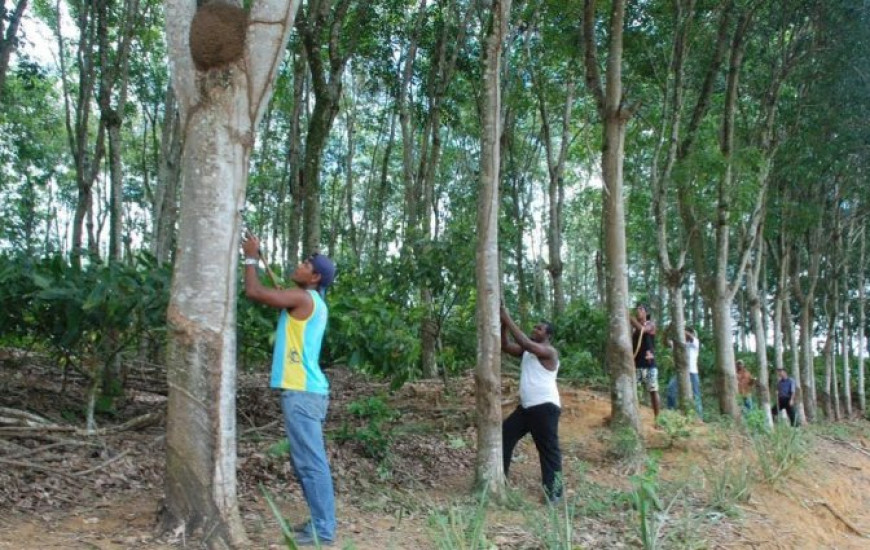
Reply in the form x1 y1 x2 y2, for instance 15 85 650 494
519 351 560 408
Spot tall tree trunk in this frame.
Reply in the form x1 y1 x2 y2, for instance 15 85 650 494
297 0 371 255
57 0 105 265
411 2 472 378
0 0 28 95
301 98 339 254
163 1 301 546
783 297 807 425
770 236 789 425
371 109 397 263
285 48 306 268
583 0 639 432
747 238 773 428
474 0 510 500
104 0 139 261
707 10 755 419
649 0 706 414
822 268 839 419
841 218 854 417
532 67 573 319
858 226 866 412
153 84 183 266
793 224 824 422
343 87 358 258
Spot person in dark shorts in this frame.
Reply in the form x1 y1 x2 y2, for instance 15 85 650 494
630 304 660 419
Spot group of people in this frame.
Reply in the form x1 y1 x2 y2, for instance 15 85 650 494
240 235 799 545
627 300 798 427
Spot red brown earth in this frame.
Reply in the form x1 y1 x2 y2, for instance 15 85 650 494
2 355 870 549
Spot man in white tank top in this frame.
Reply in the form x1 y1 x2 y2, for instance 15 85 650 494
500 305 562 504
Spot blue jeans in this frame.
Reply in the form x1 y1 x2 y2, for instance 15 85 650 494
280 390 336 542
665 373 702 416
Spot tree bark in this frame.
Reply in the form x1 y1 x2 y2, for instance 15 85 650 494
858 226 867 412
153 84 183 266
104 0 139 262
57 0 106 265
706 10 756 419
532 66 573 319
782 296 807 425
474 0 510 501
285 47 306 268
747 238 773 428
0 0 28 95
583 0 639 432
297 0 370 255
163 1 301 547
792 223 824 422
841 217 854 417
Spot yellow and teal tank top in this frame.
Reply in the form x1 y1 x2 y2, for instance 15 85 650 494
269 290 329 394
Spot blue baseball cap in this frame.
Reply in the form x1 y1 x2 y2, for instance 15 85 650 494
309 253 336 292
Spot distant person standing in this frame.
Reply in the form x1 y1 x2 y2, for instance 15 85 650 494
772 366 797 426
500 305 563 504
630 304 660 418
666 328 702 416
736 360 756 411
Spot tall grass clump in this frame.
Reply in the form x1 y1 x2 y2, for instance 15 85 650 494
703 457 754 515
427 492 491 550
752 424 807 483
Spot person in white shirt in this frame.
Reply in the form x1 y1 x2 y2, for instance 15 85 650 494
500 305 562 504
666 327 703 416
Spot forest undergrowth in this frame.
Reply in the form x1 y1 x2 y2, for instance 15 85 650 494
2 354 870 549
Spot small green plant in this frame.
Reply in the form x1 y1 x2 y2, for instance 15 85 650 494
259 484 300 549
335 395 397 463
752 424 807 483
427 492 491 550
629 460 664 550
704 457 753 515
743 408 769 435
655 410 692 447
267 439 291 457
567 462 626 518
528 487 576 549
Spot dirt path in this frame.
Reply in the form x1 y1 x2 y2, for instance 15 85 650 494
3 364 870 549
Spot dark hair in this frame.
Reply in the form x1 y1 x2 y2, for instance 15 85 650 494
539 320 555 338
686 326 696 334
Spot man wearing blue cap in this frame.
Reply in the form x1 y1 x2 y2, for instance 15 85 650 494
242 234 337 547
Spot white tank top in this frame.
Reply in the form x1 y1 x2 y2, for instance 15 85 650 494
519 351 560 408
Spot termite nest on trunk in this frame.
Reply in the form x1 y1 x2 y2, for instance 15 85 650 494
189 1 247 71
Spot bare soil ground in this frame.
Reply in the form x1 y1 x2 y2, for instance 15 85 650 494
2 354 870 549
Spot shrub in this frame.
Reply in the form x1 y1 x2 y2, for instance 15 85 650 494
335 395 397 463
655 410 692 447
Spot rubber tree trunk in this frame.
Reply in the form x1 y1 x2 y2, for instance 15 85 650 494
0 0 29 94
474 0 510 501
858 227 867 412
711 293 739 417
582 0 639 433
163 1 301 547
747 241 773 429
153 84 183 266
666 280 693 415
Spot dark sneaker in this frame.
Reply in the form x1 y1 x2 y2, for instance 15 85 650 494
291 520 310 534
293 531 335 547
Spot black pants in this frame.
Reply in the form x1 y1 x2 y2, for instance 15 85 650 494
771 397 796 426
503 402 562 499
